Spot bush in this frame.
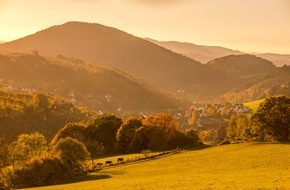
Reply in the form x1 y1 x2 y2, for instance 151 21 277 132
1 155 71 189
52 137 90 168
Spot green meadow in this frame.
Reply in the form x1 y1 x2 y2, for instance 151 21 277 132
27 143 290 190
244 99 265 113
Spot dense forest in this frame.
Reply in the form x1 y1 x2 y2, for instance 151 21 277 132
0 90 95 142
0 53 184 114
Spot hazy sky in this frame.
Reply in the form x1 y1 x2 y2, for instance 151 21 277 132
0 0 289 53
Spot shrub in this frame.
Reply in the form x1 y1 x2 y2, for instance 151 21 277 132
52 137 90 169
1 154 71 189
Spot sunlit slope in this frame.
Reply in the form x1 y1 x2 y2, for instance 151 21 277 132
0 22 205 97
1 22 288 101
0 53 182 113
29 143 290 190
244 99 265 113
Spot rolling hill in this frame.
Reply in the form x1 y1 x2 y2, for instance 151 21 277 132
206 54 275 75
217 65 290 103
25 143 290 190
147 38 290 66
207 55 290 103
0 22 206 98
0 53 183 113
0 22 288 103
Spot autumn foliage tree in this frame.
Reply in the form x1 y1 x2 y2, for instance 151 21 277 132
250 96 290 142
9 132 48 168
116 117 142 153
227 114 250 141
52 137 89 168
86 114 122 153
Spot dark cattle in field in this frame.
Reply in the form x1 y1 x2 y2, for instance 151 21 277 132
117 158 124 163
105 161 112 165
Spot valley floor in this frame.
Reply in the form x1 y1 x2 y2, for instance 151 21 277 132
27 143 290 190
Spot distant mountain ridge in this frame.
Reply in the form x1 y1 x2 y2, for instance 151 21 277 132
0 21 289 103
146 38 290 66
146 38 242 63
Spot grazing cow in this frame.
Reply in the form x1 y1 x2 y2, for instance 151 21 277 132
105 160 112 165
93 163 103 169
117 158 124 163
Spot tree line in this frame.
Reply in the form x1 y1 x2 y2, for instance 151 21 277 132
0 95 288 189
0 113 199 189
227 95 290 142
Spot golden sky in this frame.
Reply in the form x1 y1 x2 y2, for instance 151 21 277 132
0 0 289 54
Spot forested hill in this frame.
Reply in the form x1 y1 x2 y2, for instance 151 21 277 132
217 65 290 103
146 38 290 66
0 90 96 142
0 22 288 102
0 22 206 98
0 53 183 113
206 54 275 75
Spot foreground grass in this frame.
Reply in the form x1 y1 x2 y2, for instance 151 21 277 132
244 99 264 113
28 143 290 190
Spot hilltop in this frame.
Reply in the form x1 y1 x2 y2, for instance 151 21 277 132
206 54 275 75
0 22 205 98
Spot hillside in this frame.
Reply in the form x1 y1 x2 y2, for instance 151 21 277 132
147 39 290 66
0 90 96 142
0 22 206 98
0 53 183 113
0 22 288 102
25 143 290 190
206 54 275 75
200 54 280 100
244 99 265 113
217 65 290 103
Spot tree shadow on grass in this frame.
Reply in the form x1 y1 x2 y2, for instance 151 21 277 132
65 173 112 184
186 143 212 151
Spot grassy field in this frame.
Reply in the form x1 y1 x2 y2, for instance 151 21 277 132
244 99 265 113
27 143 290 190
